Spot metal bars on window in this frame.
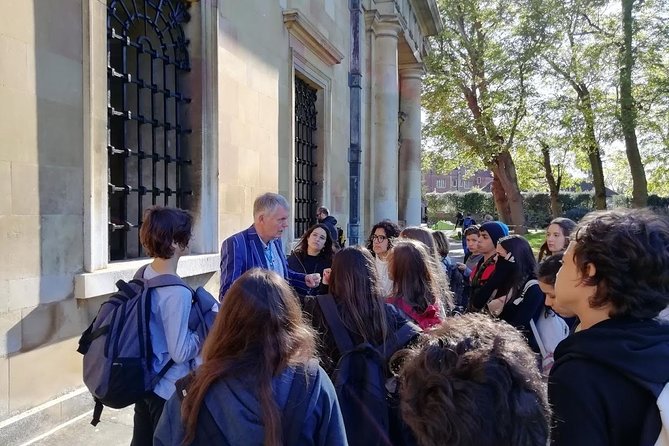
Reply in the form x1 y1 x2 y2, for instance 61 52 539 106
107 0 192 260
294 78 318 238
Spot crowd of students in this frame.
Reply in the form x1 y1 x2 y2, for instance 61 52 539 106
128 202 669 446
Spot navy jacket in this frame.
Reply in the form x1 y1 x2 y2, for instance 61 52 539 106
219 225 306 299
549 317 669 446
154 364 347 446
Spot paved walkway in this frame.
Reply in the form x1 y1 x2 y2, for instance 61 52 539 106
24 235 464 445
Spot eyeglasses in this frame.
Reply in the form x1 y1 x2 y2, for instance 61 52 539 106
371 235 388 242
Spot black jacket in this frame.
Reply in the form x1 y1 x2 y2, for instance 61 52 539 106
549 317 669 446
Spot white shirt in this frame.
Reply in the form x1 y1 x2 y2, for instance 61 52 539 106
375 256 393 297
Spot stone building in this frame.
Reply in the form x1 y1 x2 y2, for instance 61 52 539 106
0 0 441 439
423 168 494 193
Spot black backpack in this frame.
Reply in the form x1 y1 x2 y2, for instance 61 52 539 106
317 294 420 446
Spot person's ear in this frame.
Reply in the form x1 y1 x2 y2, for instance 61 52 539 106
586 262 596 278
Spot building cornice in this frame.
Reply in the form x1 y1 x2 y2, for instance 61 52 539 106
409 0 443 36
283 9 344 65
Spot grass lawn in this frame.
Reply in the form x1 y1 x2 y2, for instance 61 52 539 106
524 229 545 253
431 220 456 231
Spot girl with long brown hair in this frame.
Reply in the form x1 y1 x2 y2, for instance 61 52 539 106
154 269 346 446
303 246 420 445
387 239 452 329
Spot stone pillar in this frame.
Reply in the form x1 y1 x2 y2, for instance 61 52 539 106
371 18 402 223
398 65 424 227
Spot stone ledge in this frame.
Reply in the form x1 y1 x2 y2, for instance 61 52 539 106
74 253 219 299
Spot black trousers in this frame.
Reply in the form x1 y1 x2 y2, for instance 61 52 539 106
131 392 166 446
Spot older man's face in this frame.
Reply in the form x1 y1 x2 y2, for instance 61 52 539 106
257 206 289 241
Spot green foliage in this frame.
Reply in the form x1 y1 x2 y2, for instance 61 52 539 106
425 190 599 227
612 195 633 208
523 192 553 227
425 190 496 223
647 195 669 209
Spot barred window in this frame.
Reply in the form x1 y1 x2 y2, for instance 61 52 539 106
294 77 318 238
107 0 193 260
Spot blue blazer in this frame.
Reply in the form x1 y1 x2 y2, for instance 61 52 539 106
219 225 306 299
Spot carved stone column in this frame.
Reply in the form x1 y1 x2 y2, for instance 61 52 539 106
398 64 424 227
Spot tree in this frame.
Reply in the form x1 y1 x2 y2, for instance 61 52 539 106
618 0 648 206
540 0 611 210
423 0 547 232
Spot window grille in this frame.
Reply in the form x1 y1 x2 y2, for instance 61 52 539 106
107 0 192 260
294 78 318 238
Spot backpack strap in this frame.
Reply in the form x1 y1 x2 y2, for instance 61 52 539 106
283 359 319 444
521 279 539 299
377 321 420 362
317 294 355 353
133 264 150 280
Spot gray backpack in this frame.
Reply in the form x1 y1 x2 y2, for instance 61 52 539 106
77 266 216 425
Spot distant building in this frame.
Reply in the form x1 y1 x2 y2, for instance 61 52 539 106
423 168 493 193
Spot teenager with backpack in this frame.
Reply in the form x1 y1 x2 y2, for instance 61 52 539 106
549 209 669 446
303 246 421 446
486 235 548 354
154 269 347 446
387 239 452 329
131 206 203 445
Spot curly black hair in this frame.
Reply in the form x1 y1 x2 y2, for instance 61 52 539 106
366 220 401 253
571 208 669 319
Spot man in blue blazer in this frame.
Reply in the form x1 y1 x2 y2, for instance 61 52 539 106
219 192 321 300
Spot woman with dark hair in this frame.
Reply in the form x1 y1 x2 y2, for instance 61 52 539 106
287 223 335 298
366 220 401 297
154 269 346 446
304 246 420 446
387 239 452 329
487 235 545 352
537 217 577 262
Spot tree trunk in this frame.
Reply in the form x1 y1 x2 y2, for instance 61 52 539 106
620 0 648 207
578 85 607 210
490 174 512 223
540 141 562 217
490 150 527 234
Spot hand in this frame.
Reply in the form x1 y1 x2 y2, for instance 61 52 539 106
305 273 321 288
322 268 331 285
456 262 466 271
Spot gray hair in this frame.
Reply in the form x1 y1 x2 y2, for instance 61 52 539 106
253 193 289 218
